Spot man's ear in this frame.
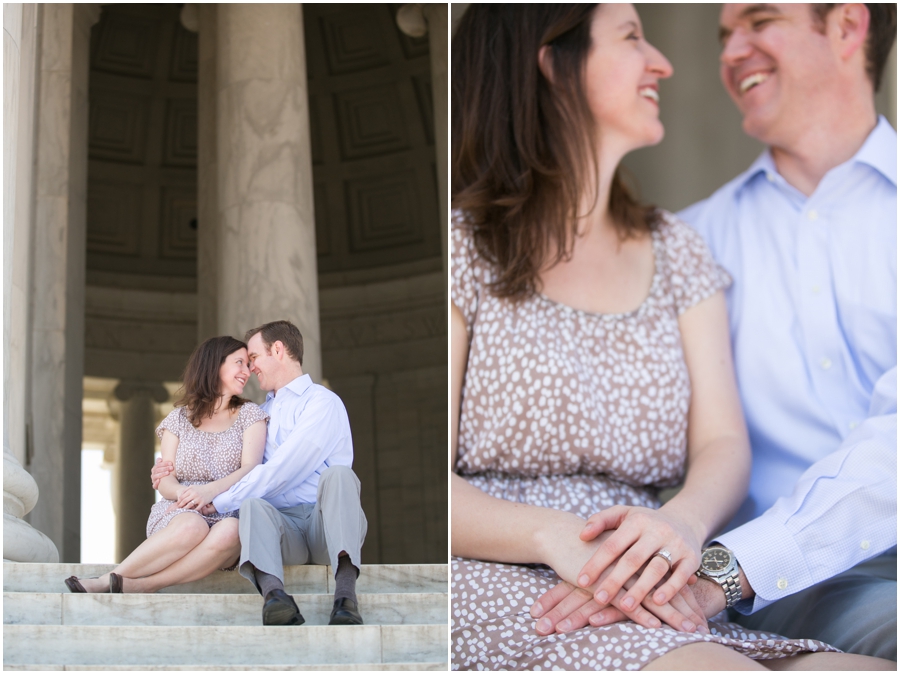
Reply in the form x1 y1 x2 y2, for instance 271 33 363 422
829 3 870 62
272 340 284 360
538 44 554 83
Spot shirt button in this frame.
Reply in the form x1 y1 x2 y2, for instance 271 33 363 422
820 357 832 370
811 285 821 294
767 172 776 183
861 540 870 550
808 209 819 221
849 421 859 430
777 578 788 590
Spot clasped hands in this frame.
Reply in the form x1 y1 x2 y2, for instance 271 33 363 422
533 505 710 636
152 459 217 516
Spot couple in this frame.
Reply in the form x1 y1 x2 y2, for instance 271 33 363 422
451 3 895 671
65 320 368 627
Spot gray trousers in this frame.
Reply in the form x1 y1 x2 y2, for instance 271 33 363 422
237 465 368 594
730 550 897 660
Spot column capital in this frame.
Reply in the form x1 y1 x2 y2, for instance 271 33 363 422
396 4 427 38
180 3 199 33
113 380 170 404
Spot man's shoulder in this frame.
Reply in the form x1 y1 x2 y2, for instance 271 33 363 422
678 170 754 232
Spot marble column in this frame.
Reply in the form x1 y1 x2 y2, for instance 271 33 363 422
28 3 100 562
397 3 448 276
214 4 321 397
110 381 169 562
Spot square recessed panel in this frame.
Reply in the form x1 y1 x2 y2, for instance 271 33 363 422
335 84 409 160
92 11 160 79
89 91 150 164
314 181 331 257
160 186 197 260
87 181 142 256
346 170 423 252
162 98 198 167
412 73 434 145
169 22 198 82
320 8 391 75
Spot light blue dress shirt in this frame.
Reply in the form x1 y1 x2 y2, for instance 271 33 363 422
212 374 354 513
678 116 897 613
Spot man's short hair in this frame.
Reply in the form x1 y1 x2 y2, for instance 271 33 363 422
812 4 897 92
245 320 304 365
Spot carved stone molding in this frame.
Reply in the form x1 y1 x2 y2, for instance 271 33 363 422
3 447 59 562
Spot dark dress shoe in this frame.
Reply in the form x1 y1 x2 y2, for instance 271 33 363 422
329 597 363 625
262 589 305 626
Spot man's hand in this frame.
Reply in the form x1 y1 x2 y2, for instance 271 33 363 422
151 457 174 490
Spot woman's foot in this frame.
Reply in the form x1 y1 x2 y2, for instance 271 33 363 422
65 575 109 593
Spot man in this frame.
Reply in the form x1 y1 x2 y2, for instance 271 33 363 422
537 3 897 659
153 320 367 626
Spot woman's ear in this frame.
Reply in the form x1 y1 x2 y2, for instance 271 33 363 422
538 44 554 82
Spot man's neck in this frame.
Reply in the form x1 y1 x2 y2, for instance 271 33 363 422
769 103 877 197
271 367 305 396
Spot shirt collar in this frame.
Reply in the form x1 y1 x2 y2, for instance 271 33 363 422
736 116 897 192
265 373 313 402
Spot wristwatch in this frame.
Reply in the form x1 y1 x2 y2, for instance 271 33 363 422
696 545 742 608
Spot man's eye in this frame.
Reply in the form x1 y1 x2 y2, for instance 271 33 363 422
752 18 773 30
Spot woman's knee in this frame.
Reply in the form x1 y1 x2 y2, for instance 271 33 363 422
206 518 241 553
643 643 767 671
170 512 210 543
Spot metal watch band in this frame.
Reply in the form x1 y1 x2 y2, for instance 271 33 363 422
721 570 741 608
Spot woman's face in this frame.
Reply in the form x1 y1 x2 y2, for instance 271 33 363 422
583 4 673 155
218 348 250 398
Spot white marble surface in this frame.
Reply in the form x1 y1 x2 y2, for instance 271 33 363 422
213 4 321 386
6 665 446 671
6 591 447 627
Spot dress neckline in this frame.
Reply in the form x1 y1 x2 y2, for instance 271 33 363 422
534 228 663 320
182 404 243 435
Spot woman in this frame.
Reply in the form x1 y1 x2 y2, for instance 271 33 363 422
450 5 891 670
65 336 268 594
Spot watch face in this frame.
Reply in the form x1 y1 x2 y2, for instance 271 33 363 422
702 548 731 571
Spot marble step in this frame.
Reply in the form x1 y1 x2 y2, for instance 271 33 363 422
4 664 446 671
4 563 447 595
4 624 448 667
5 591 447 626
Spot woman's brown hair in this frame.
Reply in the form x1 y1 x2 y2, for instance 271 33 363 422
452 4 661 300
176 336 249 427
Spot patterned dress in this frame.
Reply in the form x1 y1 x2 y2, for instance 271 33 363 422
147 402 269 538
451 212 837 670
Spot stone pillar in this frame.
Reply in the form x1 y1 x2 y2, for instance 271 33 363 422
3 4 58 564
28 3 100 562
214 4 321 397
397 3 448 276
110 381 169 562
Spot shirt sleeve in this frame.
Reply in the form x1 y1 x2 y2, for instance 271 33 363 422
155 408 184 440
717 367 897 613
659 211 732 315
212 392 351 513
450 212 487 337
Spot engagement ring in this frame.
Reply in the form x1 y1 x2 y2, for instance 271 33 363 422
653 549 673 569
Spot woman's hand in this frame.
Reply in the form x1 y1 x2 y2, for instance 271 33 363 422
576 505 703 612
532 576 708 635
176 483 218 510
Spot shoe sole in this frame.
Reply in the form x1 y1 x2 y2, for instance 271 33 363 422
328 614 364 626
263 603 305 626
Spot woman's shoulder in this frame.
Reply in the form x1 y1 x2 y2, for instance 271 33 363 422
238 401 269 426
156 406 188 438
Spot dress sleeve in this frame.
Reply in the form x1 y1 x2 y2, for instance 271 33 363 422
238 402 269 432
659 211 732 315
156 407 184 440
450 212 489 335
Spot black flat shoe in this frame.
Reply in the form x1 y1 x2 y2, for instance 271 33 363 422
328 597 363 625
109 573 124 593
64 576 86 593
262 589 304 626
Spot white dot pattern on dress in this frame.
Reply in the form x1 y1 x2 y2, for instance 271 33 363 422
146 403 269 559
450 211 837 669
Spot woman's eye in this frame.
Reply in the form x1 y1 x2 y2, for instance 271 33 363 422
627 32 640 41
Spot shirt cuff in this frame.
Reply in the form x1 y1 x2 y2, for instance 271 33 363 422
716 514 814 614
212 491 234 514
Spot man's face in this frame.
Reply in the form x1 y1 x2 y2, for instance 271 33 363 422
718 4 836 144
247 333 277 392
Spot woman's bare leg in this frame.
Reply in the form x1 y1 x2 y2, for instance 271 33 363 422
644 642 768 670
76 513 209 592
125 517 241 593
763 652 895 671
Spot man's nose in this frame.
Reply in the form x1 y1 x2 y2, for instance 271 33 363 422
720 29 752 66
